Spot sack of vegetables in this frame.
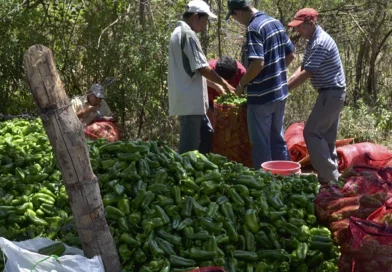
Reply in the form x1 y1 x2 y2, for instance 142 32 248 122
211 94 252 167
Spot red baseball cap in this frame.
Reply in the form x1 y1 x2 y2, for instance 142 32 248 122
288 8 319 27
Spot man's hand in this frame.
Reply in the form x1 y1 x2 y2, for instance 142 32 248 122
214 84 226 95
223 82 236 94
96 116 115 122
235 83 245 96
200 66 235 95
207 79 234 95
80 105 99 117
287 66 312 91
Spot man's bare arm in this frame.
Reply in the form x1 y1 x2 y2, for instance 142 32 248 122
199 66 235 94
207 80 226 95
288 67 312 91
285 52 295 67
76 105 99 118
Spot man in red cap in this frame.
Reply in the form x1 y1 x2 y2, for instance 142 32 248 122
287 8 346 186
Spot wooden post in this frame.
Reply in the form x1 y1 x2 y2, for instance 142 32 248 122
23 45 121 272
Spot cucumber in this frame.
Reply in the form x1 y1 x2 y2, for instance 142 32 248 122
38 242 66 256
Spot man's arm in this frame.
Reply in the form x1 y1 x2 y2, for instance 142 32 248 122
288 67 312 91
285 52 295 67
75 105 99 118
199 66 235 94
207 80 226 95
235 59 264 95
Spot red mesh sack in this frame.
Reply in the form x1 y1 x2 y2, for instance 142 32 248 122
354 193 387 219
298 138 354 167
284 121 354 165
84 121 120 142
339 217 392 272
284 122 306 162
315 171 389 249
211 102 252 167
378 167 392 184
341 165 384 180
337 142 392 172
366 151 392 167
330 219 350 245
367 198 392 224
315 180 387 222
188 267 225 272
341 175 387 197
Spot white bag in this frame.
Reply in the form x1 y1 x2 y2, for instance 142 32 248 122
0 237 105 272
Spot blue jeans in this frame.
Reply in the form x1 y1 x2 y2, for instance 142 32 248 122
179 115 213 154
247 99 289 169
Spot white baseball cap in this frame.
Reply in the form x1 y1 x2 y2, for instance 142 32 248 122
186 0 217 19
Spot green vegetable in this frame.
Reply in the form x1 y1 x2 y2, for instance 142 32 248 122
105 205 125 220
38 242 66 256
243 225 256 252
189 248 217 260
156 237 176 256
120 233 141 248
117 198 131 215
118 244 132 260
221 202 236 224
169 255 196 267
233 250 258 261
244 209 260 233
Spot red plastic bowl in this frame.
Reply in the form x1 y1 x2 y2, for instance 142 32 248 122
261 161 301 176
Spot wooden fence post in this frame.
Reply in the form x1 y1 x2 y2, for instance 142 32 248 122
23 44 121 271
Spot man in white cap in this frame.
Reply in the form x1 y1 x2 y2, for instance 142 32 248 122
71 83 113 127
168 0 235 154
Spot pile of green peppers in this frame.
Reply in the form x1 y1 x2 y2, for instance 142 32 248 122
0 119 340 271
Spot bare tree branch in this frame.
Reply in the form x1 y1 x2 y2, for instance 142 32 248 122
22 0 44 9
348 12 372 45
97 3 131 48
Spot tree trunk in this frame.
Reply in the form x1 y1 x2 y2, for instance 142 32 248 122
217 0 222 58
23 45 121 272
140 0 147 26
353 39 366 104
201 0 210 54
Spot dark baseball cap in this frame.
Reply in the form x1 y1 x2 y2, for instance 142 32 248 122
225 0 250 20
89 84 105 99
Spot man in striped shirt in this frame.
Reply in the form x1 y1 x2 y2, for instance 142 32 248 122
226 0 295 169
287 8 346 185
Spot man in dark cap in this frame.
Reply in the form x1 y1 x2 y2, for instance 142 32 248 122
71 83 113 127
226 0 296 169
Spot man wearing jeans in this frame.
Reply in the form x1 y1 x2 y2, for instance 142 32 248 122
225 0 295 169
287 8 346 185
168 0 234 154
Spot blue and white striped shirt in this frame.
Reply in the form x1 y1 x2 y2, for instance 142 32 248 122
245 12 295 105
302 26 345 89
